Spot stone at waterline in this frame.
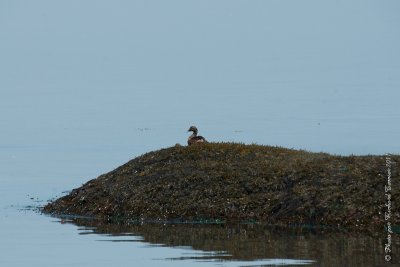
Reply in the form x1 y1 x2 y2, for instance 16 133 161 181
43 143 399 231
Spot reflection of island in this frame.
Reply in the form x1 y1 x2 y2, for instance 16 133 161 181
44 143 399 231
65 218 395 266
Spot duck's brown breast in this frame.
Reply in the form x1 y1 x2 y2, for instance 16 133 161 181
188 136 207 145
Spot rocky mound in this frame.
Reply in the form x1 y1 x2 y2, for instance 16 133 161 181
43 143 399 230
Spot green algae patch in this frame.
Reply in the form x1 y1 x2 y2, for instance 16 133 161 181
43 143 399 231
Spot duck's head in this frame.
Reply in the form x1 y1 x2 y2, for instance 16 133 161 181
188 126 198 133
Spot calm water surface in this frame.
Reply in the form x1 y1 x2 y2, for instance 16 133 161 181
0 143 397 267
1 0 400 266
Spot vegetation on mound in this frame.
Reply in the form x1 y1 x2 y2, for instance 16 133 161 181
43 143 399 230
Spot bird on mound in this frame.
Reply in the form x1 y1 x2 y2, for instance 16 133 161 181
187 126 208 146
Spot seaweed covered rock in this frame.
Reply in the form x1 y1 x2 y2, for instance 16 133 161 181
43 143 399 230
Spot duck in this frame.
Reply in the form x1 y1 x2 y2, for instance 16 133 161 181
187 126 207 145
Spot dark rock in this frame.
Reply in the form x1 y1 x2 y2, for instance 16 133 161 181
43 143 399 231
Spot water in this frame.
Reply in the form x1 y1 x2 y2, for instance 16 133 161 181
1 0 400 266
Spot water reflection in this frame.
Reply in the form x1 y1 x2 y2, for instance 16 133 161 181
54 217 395 267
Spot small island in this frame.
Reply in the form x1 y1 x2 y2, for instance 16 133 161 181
43 143 398 231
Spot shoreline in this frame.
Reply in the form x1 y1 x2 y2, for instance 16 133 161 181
43 143 399 232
